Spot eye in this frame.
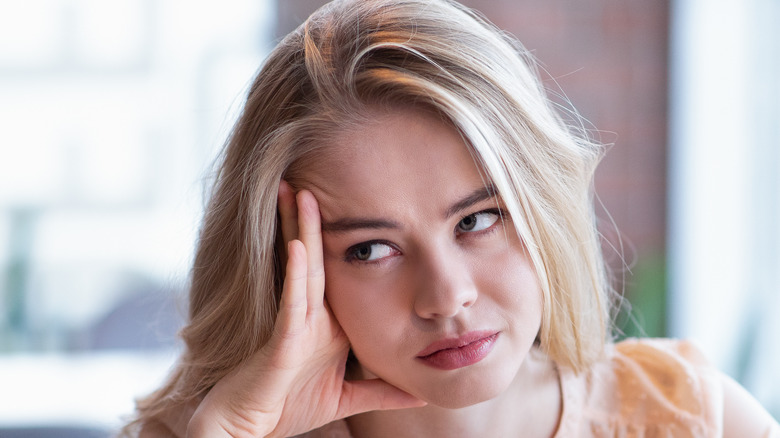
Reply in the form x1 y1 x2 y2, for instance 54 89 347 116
457 210 500 233
346 241 397 262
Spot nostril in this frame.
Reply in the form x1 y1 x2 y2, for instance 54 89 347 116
413 286 478 319
412 251 478 318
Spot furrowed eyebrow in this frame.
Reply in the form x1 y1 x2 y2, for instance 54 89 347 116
320 184 497 233
321 218 401 234
444 185 498 219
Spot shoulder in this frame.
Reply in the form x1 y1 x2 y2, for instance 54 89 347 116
558 338 780 437
612 338 779 437
612 337 710 366
612 338 724 424
720 370 780 438
559 338 722 436
609 337 720 404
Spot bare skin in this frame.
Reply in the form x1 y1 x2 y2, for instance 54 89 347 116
186 185 426 438
184 107 564 438
290 107 560 438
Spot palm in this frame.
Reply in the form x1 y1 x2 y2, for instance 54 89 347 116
267 303 353 437
188 186 424 438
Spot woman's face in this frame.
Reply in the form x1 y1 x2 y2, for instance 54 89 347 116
298 107 542 408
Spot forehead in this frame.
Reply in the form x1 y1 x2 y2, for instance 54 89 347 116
295 107 489 221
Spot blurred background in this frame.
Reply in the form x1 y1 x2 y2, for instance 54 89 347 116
0 0 777 434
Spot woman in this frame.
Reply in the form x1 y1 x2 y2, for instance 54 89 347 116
124 0 780 436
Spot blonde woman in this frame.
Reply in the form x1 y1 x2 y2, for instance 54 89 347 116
123 0 779 436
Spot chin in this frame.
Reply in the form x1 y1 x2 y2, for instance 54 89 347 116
412 368 516 409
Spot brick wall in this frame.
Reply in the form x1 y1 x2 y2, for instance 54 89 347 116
276 0 670 335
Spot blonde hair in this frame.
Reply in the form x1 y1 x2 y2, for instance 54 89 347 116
125 0 612 432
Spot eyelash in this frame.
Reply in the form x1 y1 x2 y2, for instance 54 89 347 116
456 208 504 236
343 208 507 264
344 239 399 264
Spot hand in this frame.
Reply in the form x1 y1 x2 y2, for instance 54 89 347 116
187 181 425 438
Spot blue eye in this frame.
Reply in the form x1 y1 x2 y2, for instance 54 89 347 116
457 210 500 233
348 241 396 262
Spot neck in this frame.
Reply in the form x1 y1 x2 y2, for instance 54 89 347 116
346 348 562 438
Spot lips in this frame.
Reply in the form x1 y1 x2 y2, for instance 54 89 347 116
416 331 499 370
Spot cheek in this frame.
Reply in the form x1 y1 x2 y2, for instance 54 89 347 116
323 263 409 355
323 267 363 334
499 260 540 306
475 242 542 323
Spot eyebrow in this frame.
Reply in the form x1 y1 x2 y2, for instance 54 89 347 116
444 184 498 219
321 217 402 233
320 184 498 234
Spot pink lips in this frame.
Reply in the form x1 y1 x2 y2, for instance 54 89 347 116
416 331 499 370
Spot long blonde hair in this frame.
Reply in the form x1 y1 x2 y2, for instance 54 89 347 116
126 0 612 431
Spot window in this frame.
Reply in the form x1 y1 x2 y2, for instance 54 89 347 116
0 0 273 430
669 0 780 417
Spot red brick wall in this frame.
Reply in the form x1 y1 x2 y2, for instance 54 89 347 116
457 1 670 335
276 0 669 335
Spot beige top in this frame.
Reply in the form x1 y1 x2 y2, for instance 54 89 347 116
299 338 780 438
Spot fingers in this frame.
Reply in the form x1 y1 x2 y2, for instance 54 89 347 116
277 180 326 312
295 190 326 310
274 239 308 339
338 379 427 418
278 180 299 246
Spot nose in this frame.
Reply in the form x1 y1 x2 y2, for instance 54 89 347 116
413 249 478 319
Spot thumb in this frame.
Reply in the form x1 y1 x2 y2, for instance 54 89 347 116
337 379 427 418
